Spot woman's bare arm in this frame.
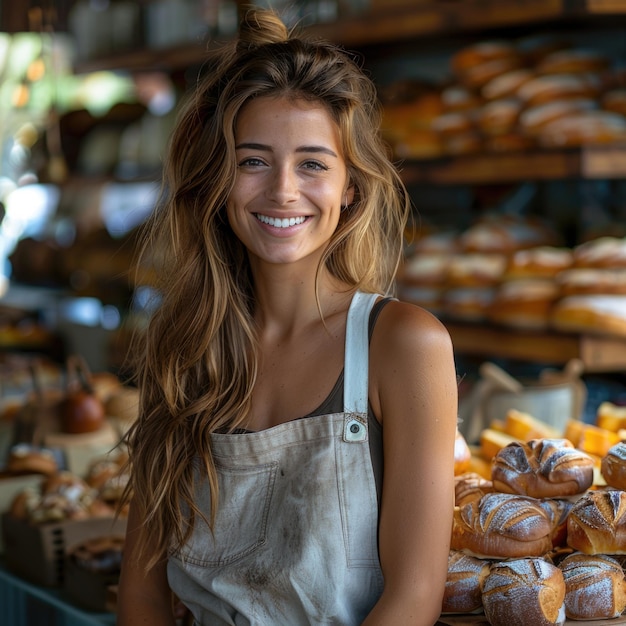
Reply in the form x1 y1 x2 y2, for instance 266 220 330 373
364 301 457 625
117 502 177 626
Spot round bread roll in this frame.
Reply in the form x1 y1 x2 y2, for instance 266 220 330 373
550 295 626 338
451 41 520 78
516 73 600 108
538 110 626 149
574 236 626 268
556 268 626 296
488 279 560 330
504 246 574 280
536 49 609 75
481 68 535 100
567 489 626 554
482 557 566 626
601 441 626 490
491 439 594 498
442 550 491 614
446 253 507 286
451 492 553 559
455 472 495 507
559 552 626 620
476 98 523 136
6 444 58 476
518 98 597 137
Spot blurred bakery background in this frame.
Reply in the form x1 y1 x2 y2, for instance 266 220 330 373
1 0 626 428
0 0 625 622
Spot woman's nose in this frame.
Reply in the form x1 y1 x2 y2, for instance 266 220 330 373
267 166 299 204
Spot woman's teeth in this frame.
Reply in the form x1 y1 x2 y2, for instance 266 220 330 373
256 214 306 228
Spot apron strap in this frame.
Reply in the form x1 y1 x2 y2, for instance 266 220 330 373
343 291 380 443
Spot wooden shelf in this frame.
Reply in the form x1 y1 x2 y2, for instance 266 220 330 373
398 144 626 185
73 0 626 74
307 0 626 47
445 322 626 372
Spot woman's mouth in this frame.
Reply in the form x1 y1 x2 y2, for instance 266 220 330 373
255 214 307 228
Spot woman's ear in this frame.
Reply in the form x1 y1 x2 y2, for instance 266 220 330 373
344 184 355 207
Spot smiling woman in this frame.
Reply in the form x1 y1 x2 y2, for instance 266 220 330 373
228 96 351 267
117 7 458 626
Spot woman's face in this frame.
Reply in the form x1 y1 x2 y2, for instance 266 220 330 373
227 96 353 270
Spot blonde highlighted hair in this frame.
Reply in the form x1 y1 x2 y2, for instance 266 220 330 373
122 6 411 570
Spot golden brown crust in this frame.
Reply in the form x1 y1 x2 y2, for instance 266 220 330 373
6 444 58 476
482 557 566 626
567 489 626 554
454 472 495 507
491 439 594 498
601 442 626 490
559 552 626 620
451 492 553 559
441 550 491 614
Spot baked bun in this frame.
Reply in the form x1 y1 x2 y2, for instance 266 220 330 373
573 236 626 268
69 536 124 574
559 552 626 620
454 429 472 475
491 439 594 498
451 492 553 559
488 279 560 330
442 550 491 614
504 246 574 280
476 98 522 136
481 68 535 101
455 472 495 507
6 444 58 476
538 110 626 148
567 489 626 554
602 442 626 490
550 295 626 338
482 557 566 626
556 268 626 296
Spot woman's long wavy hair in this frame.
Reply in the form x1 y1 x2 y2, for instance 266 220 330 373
122 6 411 570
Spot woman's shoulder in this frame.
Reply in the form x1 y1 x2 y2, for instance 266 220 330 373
374 298 453 353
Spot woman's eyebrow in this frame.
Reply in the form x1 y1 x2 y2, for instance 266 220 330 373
235 142 338 158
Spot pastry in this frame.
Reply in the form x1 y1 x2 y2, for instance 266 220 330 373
491 438 594 498
451 492 553 559
567 489 626 555
482 557 566 626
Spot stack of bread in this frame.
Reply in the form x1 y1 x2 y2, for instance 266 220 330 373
398 225 626 338
7 448 130 524
445 405 626 624
381 38 626 159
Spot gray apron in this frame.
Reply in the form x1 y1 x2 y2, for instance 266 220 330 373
167 291 384 625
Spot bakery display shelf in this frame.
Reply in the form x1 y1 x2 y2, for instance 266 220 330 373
73 0 626 74
437 614 626 625
398 144 626 186
445 322 626 372
306 0 626 47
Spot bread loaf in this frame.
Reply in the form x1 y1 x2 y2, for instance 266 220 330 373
559 552 626 620
441 550 491 614
455 472 495 507
482 557 566 626
567 489 626 554
601 442 626 490
451 492 553 559
491 439 594 498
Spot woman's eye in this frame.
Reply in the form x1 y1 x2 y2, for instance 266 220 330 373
302 160 327 171
238 157 266 167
